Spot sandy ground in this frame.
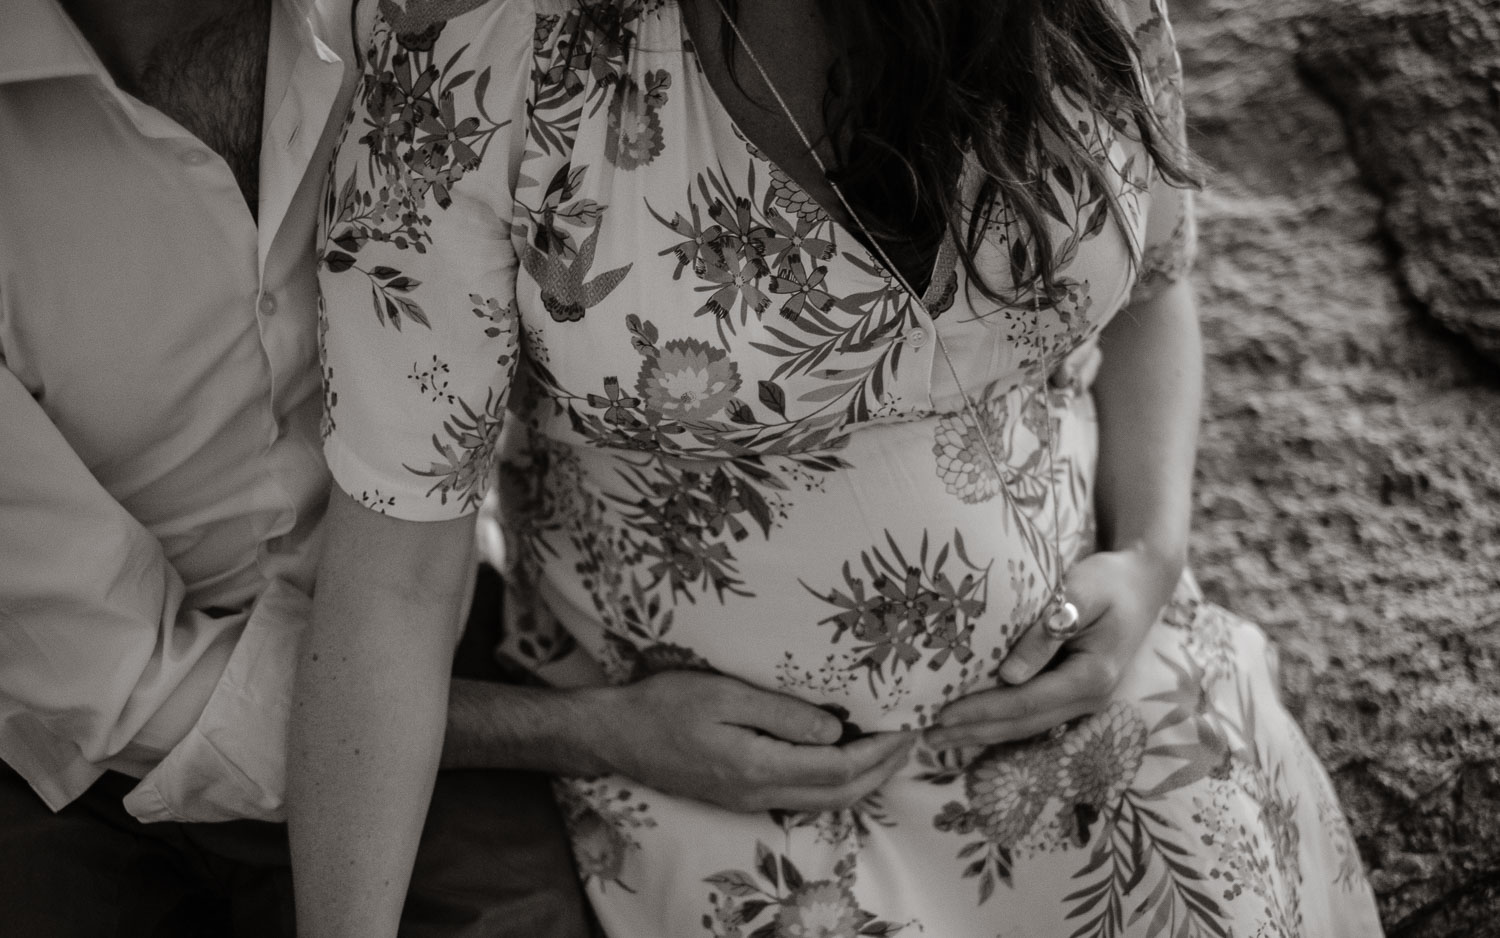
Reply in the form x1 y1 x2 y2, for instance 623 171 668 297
1174 0 1500 932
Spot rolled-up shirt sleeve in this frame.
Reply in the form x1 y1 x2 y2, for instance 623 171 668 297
319 0 531 522
0 359 313 824
0 364 236 809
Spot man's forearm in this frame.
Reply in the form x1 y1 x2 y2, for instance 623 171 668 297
442 679 611 776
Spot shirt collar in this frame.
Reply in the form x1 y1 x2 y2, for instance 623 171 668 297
0 0 100 85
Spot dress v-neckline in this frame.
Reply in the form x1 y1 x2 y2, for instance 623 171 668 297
673 2 956 312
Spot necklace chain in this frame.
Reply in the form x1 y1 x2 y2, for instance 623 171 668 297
705 0 1071 623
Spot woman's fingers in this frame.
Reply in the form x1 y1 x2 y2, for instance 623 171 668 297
749 728 914 790
751 732 918 813
927 651 1117 750
996 610 1071 685
996 555 1116 685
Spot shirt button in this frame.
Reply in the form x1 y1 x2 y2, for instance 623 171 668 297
908 328 928 349
258 293 278 316
180 148 212 166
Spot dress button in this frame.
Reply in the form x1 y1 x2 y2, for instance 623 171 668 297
908 328 928 349
258 293 278 316
180 149 212 166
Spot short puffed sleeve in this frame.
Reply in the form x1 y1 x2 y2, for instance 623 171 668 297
318 0 532 521
1120 0 1197 303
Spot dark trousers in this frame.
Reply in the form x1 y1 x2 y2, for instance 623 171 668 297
0 567 594 938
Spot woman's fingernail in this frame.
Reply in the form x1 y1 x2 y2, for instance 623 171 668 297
1000 661 1032 684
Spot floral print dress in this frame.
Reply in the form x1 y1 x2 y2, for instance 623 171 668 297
317 0 1385 935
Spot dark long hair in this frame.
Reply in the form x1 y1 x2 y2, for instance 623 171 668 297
719 0 1202 302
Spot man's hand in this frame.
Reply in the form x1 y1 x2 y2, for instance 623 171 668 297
583 671 916 813
925 547 1180 750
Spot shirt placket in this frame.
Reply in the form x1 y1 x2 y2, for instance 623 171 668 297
255 0 348 586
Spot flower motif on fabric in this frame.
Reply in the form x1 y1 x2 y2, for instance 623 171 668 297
646 160 921 426
655 200 725 279
742 137 828 226
756 213 835 276
930 708 1146 906
607 636 717 681
704 842 907 938
1195 678 1309 936
803 531 991 701
1182 603 1244 690
1133 211 1193 303
696 214 772 325
320 12 513 331
771 796 895 855
317 295 338 439
555 778 656 893
1052 703 1149 841
404 387 507 510
775 882 864 938
931 660 1237 935
932 396 1010 504
1312 759 1370 892
635 337 743 422
768 257 837 323
1130 0 1187 142
494 589 579 675
470 293 521 368
408 355 456 404
355 489 396 513
605 69 671 169
1158 575 1203 631
948 741 1055 852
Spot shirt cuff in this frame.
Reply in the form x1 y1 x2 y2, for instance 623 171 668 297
123 579 310 823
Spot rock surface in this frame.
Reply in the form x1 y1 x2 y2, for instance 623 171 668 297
1173 0 1500 932
1295 0 1500 366
1290 0 1500 366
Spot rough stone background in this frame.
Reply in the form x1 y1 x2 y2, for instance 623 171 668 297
1173 0 1500 933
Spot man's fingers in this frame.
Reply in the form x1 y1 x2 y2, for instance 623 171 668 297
727 682 843 745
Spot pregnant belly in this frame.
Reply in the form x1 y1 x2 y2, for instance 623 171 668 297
512 387 1099 731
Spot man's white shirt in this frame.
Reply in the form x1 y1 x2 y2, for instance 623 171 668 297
0 0 355 822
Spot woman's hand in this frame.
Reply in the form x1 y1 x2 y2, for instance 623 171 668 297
923 274 1206 752
924 545 1181 751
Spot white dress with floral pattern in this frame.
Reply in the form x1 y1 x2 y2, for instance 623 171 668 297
317 0 1385 935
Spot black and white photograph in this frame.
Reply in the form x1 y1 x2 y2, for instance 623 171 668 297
1 0 1495 935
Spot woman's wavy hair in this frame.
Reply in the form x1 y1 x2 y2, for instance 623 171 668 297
714 0 1203 302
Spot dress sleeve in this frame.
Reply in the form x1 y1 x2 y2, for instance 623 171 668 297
318 0 532 522
1123 0 1197 304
